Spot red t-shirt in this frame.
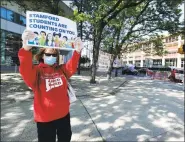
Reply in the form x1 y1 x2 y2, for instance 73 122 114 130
18 48 80 122
171 69 176 77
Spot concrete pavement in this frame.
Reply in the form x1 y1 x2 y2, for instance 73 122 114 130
80 79 184 141
1 71 127 102
1 73 184 141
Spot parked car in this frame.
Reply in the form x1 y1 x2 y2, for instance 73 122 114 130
137 68 154 76
122 67 138 75
137 68 148 74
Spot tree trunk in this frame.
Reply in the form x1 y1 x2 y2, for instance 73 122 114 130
90 37 101 83
77 0 83 75
107 55 116 80
90 57 97 83
90 21 105 83
77 21 83 75
90 40 100 83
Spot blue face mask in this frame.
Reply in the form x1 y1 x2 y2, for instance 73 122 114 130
44 56 57 65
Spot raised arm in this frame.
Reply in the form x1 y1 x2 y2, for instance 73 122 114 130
18 30 37 89
61 37 83 78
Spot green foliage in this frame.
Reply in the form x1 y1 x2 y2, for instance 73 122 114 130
99 0 183 59
6 0 184 82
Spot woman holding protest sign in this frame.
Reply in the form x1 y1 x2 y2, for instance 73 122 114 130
18 29 83 142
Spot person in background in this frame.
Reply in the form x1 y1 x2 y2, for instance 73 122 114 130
169 68 176 82
19 30 83 142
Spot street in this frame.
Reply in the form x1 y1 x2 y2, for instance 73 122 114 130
1 74 184 141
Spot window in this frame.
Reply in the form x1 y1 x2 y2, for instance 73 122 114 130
0 7 26 26
1 7 6 19
7 9 14 22
135 60 141 67
165 58 177 67
182 35 184 40
14 12 20 23
153 59 162 66
165 38 168 43
7 9 20 23
181 58 184 68
1 30 22 65
20 16 26 26
143 60 146 67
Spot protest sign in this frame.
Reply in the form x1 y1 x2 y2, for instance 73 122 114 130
26 11 77 50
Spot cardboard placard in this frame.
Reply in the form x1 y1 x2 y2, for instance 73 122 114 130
26 11 77 50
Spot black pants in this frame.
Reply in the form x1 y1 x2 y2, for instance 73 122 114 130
37 113 72 142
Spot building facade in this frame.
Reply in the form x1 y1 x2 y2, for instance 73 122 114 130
121 35 184 69
81 40 93 66
1 1 73 65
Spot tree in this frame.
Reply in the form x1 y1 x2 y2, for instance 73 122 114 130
73 0 149 83
72 0 184 83
4 0 67 16
72 0 86 75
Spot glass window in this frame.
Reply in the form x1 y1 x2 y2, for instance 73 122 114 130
153 59 162 65
20 16 26 26
7 9 14 22
14 12 20 23
1 7 7 19
182 35 184 40
165 38 168 43
181 58 184 68
7 10 20 24
1 30 22 65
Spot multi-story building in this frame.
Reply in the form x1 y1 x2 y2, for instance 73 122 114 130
98 50 111 68
81 40 93 66
121 34 184 69
1 1 73 65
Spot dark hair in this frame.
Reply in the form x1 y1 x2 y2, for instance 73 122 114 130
34 32 38 35
53 32 61 38
63 36 68 41
40 31 46 35
45 33 54 44
34 48 60 64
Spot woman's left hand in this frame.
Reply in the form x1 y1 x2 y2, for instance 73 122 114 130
74 37 83 53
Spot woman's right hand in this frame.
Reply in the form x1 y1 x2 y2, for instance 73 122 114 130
22 30 35 51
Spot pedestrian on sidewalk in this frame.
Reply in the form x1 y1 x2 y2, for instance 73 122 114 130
169 68 177 82
18 30 83 142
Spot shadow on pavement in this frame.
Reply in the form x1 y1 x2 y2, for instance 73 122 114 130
1 73 184 141
78 79 184 141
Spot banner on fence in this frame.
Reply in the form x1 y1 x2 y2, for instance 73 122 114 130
26 11 77 50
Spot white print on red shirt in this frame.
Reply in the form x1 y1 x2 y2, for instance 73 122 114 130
45 77 63 92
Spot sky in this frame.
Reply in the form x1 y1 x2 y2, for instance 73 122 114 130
180 3 184 22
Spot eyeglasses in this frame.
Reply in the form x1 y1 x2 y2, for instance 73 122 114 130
44 53 57 57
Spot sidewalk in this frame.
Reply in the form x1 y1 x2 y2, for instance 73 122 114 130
1 72 127 102
1 73 184 141
1 72 126 142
